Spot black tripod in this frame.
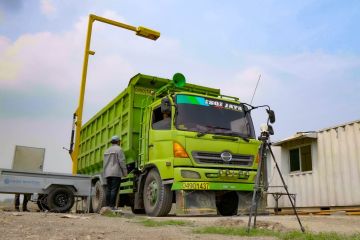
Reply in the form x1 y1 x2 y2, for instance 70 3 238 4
247 126 305 233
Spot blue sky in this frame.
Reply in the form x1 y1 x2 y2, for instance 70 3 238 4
0 0 359 174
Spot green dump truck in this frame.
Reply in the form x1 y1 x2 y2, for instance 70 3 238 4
71 73 266 216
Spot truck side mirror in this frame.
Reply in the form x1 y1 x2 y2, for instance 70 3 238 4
267 109 275 124
268 124 274 135
161 97 171 114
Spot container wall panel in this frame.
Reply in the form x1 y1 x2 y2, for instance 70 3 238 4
267 121 360 208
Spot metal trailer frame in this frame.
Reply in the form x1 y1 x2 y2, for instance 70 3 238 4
0 168 92 213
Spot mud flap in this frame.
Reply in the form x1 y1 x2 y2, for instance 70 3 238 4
175 190 217 215
237 191 268 215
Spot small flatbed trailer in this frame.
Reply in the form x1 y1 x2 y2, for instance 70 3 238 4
0 168 92 213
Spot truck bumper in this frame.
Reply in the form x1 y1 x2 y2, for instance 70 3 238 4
171 181 254 191
171 167 256 191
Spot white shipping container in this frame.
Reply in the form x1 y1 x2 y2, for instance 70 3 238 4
267 120 360 208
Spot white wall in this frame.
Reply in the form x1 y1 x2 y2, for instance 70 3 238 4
267 121 360 208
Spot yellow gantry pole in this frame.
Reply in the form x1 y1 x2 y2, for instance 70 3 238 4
70 14 160 174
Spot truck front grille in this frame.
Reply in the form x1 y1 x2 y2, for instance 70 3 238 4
192 151 254 166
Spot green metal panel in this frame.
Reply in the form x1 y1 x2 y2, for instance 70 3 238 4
77 74 221 175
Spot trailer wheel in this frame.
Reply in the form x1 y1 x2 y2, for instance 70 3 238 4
143 169 172 216
37 194 49 211
91 180 106 213
47 187 75 213
216 191 238 216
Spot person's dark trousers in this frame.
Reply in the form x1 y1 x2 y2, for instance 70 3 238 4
106 177 121 208
23 194 30 211
14 194 20 211
15 193 30 211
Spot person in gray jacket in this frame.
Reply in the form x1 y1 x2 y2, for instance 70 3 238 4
103 135 128 209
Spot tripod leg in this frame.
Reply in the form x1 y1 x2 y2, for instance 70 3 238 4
253 190 261 228
247 142 266 232
247 184 256 231
268 144 306 233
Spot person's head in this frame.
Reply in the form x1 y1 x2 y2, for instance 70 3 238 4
110 135 121 145
163 112 170 119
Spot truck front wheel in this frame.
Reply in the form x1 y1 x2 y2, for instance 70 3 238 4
131 205 146 214
143 169 172 216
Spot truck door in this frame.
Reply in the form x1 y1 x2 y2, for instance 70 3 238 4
148 102 173 164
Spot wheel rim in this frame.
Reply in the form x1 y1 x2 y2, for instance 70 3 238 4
146 180 158 206
54 192 69 207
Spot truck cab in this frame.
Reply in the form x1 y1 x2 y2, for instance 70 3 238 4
129 86 261 216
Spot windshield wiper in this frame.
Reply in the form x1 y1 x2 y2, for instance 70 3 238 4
196 125 250 142
196 125 214 137
223 131 250 142
207 125 250 142
196 125 229 137
196 129 210 137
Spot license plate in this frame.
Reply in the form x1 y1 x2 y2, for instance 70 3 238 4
182 182 209 190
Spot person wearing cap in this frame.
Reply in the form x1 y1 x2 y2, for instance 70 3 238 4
103 135 128 209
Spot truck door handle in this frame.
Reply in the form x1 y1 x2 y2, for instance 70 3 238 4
148 144 154 148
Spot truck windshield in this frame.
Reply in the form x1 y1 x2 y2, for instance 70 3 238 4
175 94 254 138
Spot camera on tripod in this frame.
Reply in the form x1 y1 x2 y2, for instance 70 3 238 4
246 104 305 233
259 108 276 141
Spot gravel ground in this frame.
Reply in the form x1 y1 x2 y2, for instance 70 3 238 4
1 202 359 240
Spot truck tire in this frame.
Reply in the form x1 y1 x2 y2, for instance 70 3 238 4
216 191 238 216
131 205 146 214
143 169 172 217
37 194 49 211
92 180 106 213
47 187 75 213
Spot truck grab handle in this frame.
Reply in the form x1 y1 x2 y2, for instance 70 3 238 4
69 113 76 155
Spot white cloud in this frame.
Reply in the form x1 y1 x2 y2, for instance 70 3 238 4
246 52 360 83
0 31 81 90
1 16 358 115
229 52 360 102
0 12 184 92
238 52 360 139
0 11 193 125
0 36 10 52
40 0 56 17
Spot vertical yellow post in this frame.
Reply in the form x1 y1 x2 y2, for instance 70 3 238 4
70 16 95 174
69 14 160 174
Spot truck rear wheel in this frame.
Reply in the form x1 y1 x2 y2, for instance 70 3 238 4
216 191 239 216
47 187 75 213
143 169 172 217
91 180 106 213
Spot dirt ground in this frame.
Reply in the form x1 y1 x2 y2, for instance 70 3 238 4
1 201 360 240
